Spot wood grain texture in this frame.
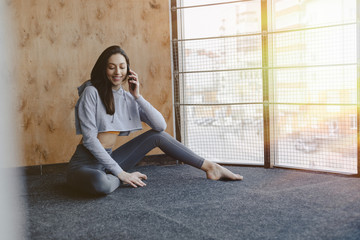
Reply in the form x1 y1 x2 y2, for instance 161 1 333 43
10 0 173 166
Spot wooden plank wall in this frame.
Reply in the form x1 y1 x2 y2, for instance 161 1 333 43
8 0 173 166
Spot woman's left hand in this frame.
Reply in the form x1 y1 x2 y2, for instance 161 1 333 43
128 69 140 99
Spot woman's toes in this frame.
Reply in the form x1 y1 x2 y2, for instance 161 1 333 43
235 174 243 180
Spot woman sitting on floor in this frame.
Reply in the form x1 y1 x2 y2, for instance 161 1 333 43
67 45 243 195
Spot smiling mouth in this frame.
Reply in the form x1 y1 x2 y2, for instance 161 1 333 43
112 76 123 81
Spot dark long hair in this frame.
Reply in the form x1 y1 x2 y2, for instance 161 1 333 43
90 45 130 115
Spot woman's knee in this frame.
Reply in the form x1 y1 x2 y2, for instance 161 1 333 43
147 130 173 144
67 169 114 195
89 172 114 195
148 129 171 139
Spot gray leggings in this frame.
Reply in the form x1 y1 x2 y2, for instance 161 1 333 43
67 130 204 195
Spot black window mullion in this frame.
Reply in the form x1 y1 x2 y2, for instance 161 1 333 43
171 0 182 143
262 0 272 168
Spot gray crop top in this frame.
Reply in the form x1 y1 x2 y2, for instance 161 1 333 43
75 81 167 176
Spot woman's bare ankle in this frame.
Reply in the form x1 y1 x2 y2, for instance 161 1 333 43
201 160 243 181
200 159 215 172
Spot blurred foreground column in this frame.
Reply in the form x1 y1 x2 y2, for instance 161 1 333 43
0 1 26 239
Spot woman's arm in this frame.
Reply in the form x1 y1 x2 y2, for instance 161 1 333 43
77 87 123 176
127 70 166 131
136 96 167 131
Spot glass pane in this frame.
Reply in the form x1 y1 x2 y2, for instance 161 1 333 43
272 0 356 31
176 35 262 72
272 66 357 104
177 70 263 105
275 105 357 174
180 105 264 164
271 25 356 67
270 0 358 174
179 1 261 39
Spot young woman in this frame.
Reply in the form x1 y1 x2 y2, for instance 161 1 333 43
67 45 243 195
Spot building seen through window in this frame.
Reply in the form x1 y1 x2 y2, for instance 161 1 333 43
173 0 357 173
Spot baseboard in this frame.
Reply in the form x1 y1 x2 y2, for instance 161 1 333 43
22 154 178 176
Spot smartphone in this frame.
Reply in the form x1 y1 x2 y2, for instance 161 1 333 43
127 65 136 91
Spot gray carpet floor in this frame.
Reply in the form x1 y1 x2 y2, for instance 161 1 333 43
22 164 360 240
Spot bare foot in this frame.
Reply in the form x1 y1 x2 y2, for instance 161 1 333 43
201 160 243 181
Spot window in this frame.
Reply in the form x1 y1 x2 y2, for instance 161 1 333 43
171 0 358 174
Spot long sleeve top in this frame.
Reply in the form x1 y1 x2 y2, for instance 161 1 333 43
74 81 167 176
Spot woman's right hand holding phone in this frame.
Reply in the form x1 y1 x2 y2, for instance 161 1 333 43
128 69 141 99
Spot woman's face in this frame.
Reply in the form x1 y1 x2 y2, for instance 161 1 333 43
106 53 128 90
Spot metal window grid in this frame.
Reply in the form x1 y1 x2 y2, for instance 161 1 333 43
170 0 360 175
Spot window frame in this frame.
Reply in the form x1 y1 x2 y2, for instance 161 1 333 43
170 0 360 176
